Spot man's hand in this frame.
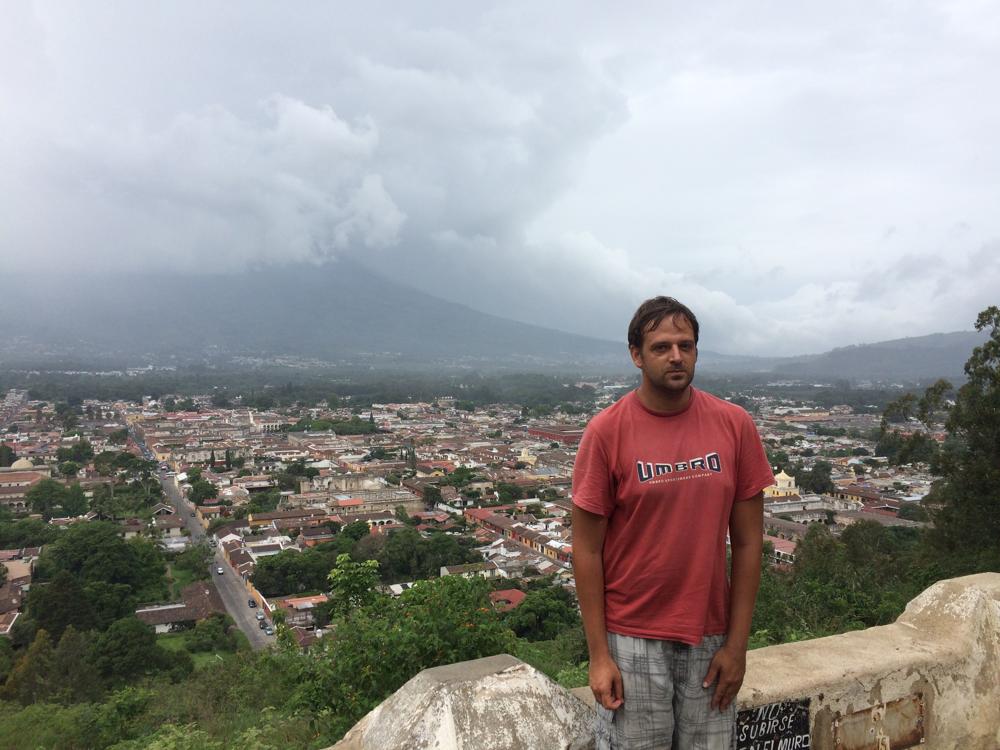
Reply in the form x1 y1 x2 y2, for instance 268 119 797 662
702 642 746 711
590 654 624 710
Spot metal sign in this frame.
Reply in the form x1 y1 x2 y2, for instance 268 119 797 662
736 699 811 750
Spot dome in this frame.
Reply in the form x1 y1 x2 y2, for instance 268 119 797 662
11 457 34 470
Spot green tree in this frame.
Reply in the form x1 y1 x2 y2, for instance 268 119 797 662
0 629 56 704
172 543 213 582
109 428 130 444
0 636 13 683
91 617 170 685
61 484 89 516
341 520 370 543
26 479 68 520
504 585 581 641
27 570 99 639
59 460 81 478
56 439 94 464
186 614 238 653
0 444 16 467
293 575 516 739
51 625 101 704
327 554 380 616
189 478 217 504
253 548 336 597
923 306 1000 571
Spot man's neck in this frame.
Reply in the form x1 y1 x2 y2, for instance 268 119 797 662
635 382 693 414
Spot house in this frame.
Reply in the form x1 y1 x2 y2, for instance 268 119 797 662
152 515 187 539
440 561 501 579
135 581 226 634
489 588 526 612
272 593 328 628
120 518 146 539
763 534 797 565
299 526 337 548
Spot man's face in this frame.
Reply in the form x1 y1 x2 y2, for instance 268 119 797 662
629 314 698 394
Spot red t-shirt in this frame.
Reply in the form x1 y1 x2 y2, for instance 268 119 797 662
572 388 774 645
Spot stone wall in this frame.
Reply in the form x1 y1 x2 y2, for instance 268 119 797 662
330 573 1000 749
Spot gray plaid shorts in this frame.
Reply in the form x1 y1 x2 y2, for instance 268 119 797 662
595 632 736 750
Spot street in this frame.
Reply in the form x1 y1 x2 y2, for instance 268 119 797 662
158 473 272 650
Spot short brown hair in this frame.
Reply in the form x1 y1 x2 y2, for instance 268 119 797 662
628 296 700 349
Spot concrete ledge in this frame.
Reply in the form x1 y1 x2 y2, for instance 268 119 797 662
332 654 593 750
741 572 1000 749
330 573 1000 750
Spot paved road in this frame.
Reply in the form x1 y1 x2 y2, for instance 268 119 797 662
157 474 271 650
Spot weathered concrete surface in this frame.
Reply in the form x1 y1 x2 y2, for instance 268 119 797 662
330 574 1000 750
742 572 1000 750
331 654 594 750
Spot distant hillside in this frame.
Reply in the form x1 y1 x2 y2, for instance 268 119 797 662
1 264 985 381
742 331 985 382
1 261 626 369
625 329 985 383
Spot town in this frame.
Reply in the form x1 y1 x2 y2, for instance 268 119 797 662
0 378 933 652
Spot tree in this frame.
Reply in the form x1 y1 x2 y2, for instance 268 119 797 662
189 478 217 504
26 479 68 520
293 575 516 739
373 527 481 583
253 548 336 597
504 585 581 641
341 520 370 543
172 543 213 581
91 617 170 685
27 570 99 639
327 554 380 616
791 461 835 494
0 629 56 705
0 636 13 684
186 614 238 653
0 444 16 467
59 460 81 478
56 440 94 464
51 626 101 704
923 306 1000 571
37 522 165 599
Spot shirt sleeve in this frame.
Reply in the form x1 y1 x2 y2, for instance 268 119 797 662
572 426 615 517
735 411 775 502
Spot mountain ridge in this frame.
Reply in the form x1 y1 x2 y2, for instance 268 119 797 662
0 262 984 381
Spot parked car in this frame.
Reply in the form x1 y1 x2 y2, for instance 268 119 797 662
248 599 256 608
259 620 268 630
255 612 265 621
265 627 274 636
216 566 224 575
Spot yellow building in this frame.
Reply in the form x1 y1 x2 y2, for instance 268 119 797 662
764 470 799 498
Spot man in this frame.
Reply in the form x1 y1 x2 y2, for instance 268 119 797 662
572 296 774 750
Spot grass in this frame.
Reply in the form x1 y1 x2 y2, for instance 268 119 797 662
167 563 198 598
157 626 248 671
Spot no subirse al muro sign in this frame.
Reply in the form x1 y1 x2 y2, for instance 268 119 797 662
736 699 810 750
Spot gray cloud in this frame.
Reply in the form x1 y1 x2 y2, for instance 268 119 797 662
1 1 998 355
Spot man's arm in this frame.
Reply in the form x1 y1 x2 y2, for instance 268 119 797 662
572 504 623 710
703 492 764 710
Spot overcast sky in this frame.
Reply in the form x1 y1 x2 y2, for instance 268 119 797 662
2 1 998 355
